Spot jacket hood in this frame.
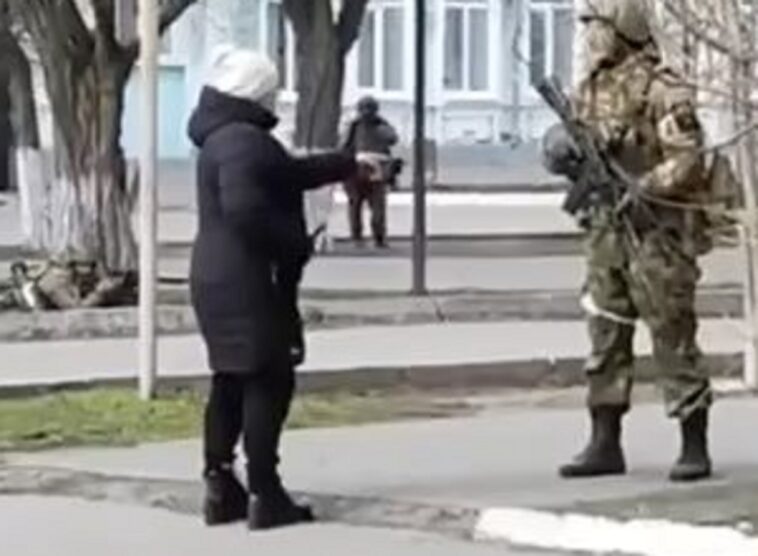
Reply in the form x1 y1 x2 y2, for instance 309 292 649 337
187 86 279 147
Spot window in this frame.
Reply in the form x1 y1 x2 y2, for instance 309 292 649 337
528 0 574 86
443 0 491 92
357 2 406 92
263 0 296 92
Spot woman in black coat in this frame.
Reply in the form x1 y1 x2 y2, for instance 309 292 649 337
187 49 358 530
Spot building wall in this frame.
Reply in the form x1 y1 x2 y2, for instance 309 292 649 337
122 66 189 159
119 0 574 159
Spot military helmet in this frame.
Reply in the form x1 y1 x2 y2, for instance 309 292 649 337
579 0 653 45
357 95 379 116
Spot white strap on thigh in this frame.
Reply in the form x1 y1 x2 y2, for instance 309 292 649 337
580 292 637 327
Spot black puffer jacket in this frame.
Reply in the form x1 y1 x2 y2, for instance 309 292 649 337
187 87 355 374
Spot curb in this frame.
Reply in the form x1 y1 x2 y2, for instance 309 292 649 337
427 182 569 193
1 465 755 555
0 353 741 399
474 507 758 555
0 289 743 343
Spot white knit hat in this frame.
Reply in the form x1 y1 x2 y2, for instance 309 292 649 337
206 46 280 103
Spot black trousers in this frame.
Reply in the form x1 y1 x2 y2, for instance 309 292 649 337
204 365 295 496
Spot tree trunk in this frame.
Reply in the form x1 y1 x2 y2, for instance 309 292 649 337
11 0 139 272
42 58 137 272
739 5 758 389
9 0 198 274
0 54 10 193
724 0 758 389
291 10 344 149
1 28 45 246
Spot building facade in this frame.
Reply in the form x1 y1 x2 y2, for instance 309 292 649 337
120 0 576 159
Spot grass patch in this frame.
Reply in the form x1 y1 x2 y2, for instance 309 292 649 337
0 387 472 453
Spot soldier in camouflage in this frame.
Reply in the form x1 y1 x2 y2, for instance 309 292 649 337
543 0 713 482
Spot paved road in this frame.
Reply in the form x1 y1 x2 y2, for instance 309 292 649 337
7 394 758 554
1 496 554 556
13 395 755 512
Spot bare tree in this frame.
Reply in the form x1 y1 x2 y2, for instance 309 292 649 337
7 0 197 273
0 1 45 244
283 0 369 149
0 3 38 152
649 0 758 387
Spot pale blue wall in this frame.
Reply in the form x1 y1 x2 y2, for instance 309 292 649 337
121 66 190 160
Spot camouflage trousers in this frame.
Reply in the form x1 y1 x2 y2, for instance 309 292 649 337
582 213 712 419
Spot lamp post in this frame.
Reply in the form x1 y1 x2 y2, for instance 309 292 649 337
412 0 427 295
137 0 159 400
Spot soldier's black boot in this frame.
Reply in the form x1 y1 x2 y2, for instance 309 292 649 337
559 406 626 478
248 479 314 530
670 409 712 482
203 466 248 526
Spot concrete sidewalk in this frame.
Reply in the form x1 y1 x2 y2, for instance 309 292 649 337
0 190 577 250
160 191 579 244
0 319 746 394
0 286 742 343
155 249 744 291
7 395 758 555
10 396 757 511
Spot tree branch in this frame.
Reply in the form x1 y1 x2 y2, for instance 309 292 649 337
662 0 756 63
123 0 198 62
91 0 119 53
337 0 369 55
9 0 94 62
158 0 197 35
58 0 94 54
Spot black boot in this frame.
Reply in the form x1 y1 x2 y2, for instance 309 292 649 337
248 483 314 530
670 409 712 482
203 466 248 526
559 406 627 478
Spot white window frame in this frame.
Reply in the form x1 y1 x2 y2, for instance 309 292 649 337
442 0 498 99
261 0 297 100
524 0 574 101
356 0 408 98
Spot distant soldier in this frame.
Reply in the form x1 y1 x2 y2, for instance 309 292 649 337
342 96 399 248
543 0 721 482
0 257 132 312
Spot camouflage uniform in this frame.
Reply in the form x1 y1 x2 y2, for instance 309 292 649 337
575 49 712 419
543 0 717 482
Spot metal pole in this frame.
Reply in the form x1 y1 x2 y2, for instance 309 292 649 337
138 0 159 400
412 0 427 295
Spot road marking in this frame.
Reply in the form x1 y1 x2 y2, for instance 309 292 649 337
475 507 758 556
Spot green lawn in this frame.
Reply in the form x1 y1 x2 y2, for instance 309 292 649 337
0 387 469 453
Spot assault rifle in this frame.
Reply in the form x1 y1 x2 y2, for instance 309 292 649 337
536 75 645 219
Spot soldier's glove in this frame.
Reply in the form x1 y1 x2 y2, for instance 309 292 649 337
594 120 627 154
541 123 584 180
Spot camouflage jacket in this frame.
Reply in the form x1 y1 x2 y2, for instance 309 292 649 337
574 50 706 202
